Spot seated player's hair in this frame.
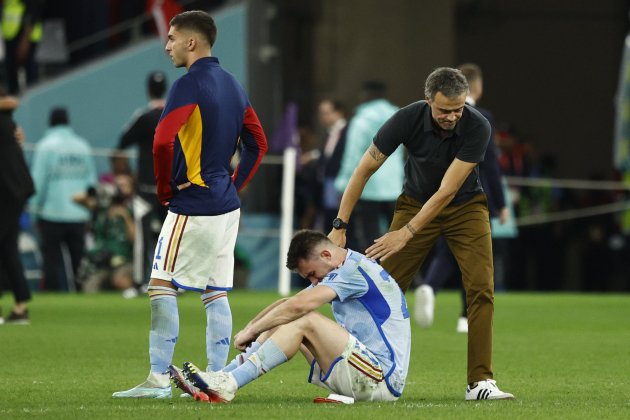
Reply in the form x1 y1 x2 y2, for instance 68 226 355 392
286 230 332 270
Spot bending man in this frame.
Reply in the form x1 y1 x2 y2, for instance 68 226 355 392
329 67 514 401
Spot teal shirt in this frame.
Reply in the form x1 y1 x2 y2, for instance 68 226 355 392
29 126 97 222
334 99 404 201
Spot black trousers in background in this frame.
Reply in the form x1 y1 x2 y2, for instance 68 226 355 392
38 219 86 291
3 36 39 95
422 236 468 317
0 199 32 303
346 199 396 254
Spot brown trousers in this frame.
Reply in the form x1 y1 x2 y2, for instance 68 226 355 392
381 193 494 384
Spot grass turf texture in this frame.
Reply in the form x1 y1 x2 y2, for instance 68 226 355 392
1 291 629 419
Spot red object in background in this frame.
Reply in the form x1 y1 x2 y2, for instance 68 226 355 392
147 0 184 40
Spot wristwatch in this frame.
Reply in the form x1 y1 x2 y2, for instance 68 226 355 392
332 218 348 230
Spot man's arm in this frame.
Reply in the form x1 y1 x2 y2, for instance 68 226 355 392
233 285 337 350
153 100 196 205
232 106 268 191
328 143 388 247
366 158 477 260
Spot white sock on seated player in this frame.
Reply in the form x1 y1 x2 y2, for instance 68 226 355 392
230 338 288 388
222 341 262 372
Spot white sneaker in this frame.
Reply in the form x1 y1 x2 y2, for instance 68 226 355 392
465 379 514 400
169 364 199 396
414 285 435 328
122 288 139 299
183 362 237 403
456 316 468 333
112 372 172 398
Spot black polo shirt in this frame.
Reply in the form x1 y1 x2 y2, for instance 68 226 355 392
374 100 490 206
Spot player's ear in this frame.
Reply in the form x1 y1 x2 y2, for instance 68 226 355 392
187 37 196 50
320 249 332 260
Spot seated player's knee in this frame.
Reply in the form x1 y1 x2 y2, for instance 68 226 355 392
292 311 323 334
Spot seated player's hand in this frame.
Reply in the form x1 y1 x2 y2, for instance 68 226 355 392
234 327 257 351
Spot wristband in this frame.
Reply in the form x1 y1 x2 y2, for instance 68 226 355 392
405 223 417 235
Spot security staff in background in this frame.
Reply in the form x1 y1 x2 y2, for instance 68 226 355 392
2 0 44 94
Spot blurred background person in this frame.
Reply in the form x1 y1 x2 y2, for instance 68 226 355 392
333 80 403 252
294 122 320 229
2 0 44 94
0 88 34 323
117 71 168 291
316 98 348 230
29 107 97 291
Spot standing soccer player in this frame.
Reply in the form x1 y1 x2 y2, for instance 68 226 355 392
113 10 268 399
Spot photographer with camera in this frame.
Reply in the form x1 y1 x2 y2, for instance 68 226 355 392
74 174 135 296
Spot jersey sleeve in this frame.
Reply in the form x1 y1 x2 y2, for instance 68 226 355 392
232 105 268 191
153 77 198 204
320 257 368 302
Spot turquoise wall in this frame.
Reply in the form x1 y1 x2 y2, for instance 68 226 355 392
16 3 247 174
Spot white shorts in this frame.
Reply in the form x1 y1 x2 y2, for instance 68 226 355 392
308 334 398 402
150 209 240 291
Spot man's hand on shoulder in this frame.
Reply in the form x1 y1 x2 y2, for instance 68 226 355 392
366 228 412 261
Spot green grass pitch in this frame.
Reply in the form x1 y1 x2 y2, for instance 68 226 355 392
1 290 629 419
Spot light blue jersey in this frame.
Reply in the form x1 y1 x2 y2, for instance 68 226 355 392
318 250 411 397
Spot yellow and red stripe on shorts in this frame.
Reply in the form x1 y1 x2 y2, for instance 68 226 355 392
347 351 384 382
163 214 188 272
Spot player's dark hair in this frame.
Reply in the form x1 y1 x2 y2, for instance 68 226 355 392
424 67 468 100
286 230 331 270
170 10 217 47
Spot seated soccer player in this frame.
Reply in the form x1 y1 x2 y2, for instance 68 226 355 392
171 229 411 403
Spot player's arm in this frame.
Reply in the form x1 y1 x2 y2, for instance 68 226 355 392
367 157 477 261
243 297 290 329
232 106 268 191
328 142 388 246
234 286 336 351
153 79 197 205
